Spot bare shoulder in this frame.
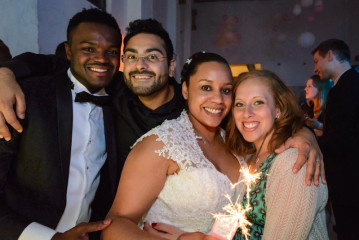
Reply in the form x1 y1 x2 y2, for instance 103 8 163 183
124 134 177 175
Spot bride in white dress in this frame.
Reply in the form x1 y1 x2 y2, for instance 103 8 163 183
102 52 245 240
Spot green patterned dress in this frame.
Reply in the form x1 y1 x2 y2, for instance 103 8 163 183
233 153 277 240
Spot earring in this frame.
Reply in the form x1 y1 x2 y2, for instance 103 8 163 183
275 113 280 119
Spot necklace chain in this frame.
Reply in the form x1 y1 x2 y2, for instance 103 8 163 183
195 134 207 144
253 132 268 164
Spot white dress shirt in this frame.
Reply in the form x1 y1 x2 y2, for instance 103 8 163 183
19 69 107 240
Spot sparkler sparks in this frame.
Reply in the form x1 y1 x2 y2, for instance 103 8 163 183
211 167 262 240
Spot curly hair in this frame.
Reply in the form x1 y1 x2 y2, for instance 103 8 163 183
67 8 121 44
123 19 174 65
180 51 231 86
226 70 304 156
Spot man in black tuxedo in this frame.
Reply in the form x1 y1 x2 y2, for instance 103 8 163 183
0 8 122 240
312 39 359 240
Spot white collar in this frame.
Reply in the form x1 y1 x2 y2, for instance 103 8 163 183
67 68 108 96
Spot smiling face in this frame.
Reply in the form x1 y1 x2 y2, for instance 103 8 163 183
305 78 319 101
233 77 280 149
313 51 331 80
65 22 121 93
122 33 176 97
182 61 233 130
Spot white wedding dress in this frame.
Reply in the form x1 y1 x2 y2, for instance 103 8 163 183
133 111 246 234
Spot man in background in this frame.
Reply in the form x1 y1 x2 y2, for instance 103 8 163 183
312 39 359 240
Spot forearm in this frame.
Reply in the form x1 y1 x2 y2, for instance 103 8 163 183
102 216 165 240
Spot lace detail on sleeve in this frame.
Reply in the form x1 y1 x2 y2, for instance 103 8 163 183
132 110 215 170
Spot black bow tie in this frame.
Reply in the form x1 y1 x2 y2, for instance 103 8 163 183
75 91 110 106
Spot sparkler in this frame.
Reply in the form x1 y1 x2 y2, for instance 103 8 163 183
211 167 262 240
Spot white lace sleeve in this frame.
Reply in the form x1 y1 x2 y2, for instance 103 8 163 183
132 111 215 170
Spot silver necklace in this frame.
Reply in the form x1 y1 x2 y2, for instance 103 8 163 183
253 132 268 164
195 134 207 144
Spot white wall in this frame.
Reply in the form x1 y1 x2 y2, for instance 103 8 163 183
38 0 95 54
0 0 38 56
0 0 180 66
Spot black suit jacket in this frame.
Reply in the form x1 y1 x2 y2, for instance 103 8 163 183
318 68 359 187
0 71 118 240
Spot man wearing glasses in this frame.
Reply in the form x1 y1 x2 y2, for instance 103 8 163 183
111 18 186 167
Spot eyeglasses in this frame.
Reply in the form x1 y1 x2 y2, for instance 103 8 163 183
121 53 167 64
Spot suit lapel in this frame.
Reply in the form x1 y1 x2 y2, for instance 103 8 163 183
55 72 73 188
103 105 119 195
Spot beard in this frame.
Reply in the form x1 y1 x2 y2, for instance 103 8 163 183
124 71 168 96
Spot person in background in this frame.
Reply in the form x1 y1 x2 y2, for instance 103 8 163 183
228 70 328 239
0 8 122 240
301 75 333 137
0 39 12 62
312 39 359 240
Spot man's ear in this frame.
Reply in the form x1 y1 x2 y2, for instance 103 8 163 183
182 81 188 100
169 59 176 77
64 42 71 61
326 50 333 61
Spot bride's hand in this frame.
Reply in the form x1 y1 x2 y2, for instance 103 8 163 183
143 222 185 240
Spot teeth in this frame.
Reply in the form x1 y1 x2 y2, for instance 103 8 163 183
243 122 258 129
90 67 108 72
205 108 222 114
133 75 151 79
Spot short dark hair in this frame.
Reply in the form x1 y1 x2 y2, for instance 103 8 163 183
180 51 230 86
67 8 121 44
123 19 174 65
312 39 350 63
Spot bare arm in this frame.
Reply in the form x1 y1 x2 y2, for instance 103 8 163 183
102 135 174 240
275 127 325 186
143 222 220 240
